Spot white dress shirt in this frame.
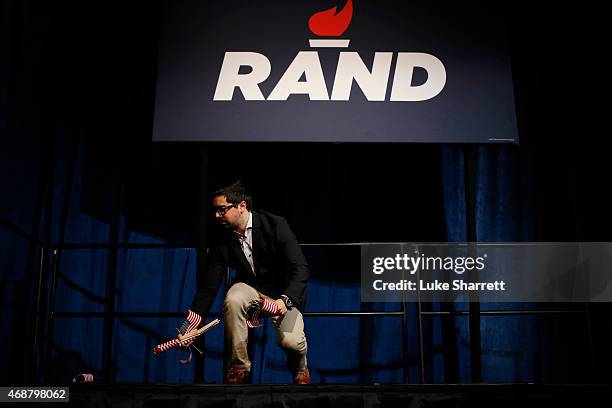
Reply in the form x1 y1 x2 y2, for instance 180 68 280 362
236 211 255 274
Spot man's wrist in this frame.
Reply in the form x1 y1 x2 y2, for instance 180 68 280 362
280 295 293 308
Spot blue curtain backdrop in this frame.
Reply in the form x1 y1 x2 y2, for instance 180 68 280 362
438 146 591 383
0 136 596 384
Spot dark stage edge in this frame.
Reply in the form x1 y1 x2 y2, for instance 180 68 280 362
66 384 612 408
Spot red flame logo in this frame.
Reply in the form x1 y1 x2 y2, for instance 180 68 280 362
308 0 353 37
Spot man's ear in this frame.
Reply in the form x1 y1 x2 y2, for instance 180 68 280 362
238 201 247 210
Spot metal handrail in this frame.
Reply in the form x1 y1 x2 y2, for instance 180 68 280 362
30 241 595 385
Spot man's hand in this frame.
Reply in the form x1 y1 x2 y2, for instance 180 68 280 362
274 298 288 315
177 331 195 348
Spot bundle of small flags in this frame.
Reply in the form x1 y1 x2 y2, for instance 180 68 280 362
153 309 203 364
152 318 220 365
246 297 281 328
153 331 195 365
153 336 185 354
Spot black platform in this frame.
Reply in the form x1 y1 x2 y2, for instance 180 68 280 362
68 384 612 408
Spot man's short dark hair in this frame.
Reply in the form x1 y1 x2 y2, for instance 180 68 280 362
213 181 252 210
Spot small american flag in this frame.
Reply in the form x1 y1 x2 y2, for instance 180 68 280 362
246 297 281 328
179 309 202 335
72 373 94 383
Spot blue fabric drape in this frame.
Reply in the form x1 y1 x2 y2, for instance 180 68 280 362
1 140 597 384
438 145 591 383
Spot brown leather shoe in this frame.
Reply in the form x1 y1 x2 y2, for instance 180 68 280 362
294 367 311 384
225 367 250 384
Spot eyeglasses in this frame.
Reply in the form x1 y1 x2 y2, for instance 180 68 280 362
213 204 236 216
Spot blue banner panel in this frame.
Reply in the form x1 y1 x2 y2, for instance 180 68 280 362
153 0 518 143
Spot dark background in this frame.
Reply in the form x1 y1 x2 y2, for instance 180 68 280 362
1 0 611 385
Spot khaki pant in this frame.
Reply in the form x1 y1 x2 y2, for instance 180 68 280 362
223 282 308 375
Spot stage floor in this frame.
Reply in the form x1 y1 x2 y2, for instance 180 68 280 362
68 383 612 408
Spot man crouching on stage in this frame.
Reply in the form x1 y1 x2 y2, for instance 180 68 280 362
178 181 310 384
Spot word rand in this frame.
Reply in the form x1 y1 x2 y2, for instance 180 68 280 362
213 51 447 102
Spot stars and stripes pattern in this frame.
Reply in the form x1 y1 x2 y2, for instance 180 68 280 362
246 297 281 328
152 339 193 364
179 309 202 335
72 373 94 383
153 337 183 354
152 339 193 365
152 334 195 364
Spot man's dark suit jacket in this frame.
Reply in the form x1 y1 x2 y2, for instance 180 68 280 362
190 210 309 318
